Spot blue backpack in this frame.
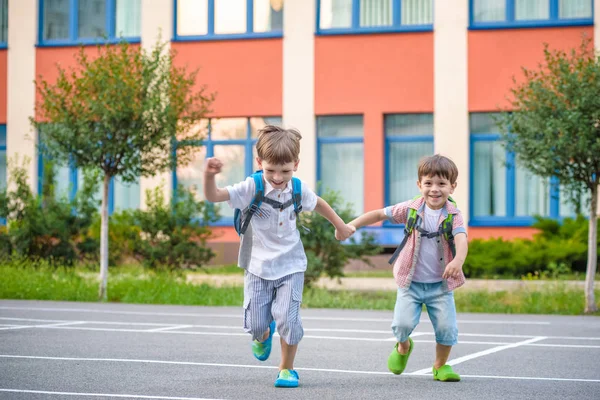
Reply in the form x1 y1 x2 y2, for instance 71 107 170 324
233 171 303 236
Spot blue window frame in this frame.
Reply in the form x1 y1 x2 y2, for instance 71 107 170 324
316 115 364 216
384 113 433 224
173 117 282 226
38 0 141 46
470 0 593 29
469 113 579 227
316 0 433 35
174 0 284 41
0 0 7 49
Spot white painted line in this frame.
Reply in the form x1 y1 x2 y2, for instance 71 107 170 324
529 343 600 349
147 325 193 332
0 388 223 400
409 336 548 375
0 306 551 325
2 355 599 383
0 321 85 331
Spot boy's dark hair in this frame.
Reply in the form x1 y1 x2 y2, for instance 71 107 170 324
418 154 459 184
255 125 302 164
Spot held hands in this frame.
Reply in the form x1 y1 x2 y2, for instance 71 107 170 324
442 260 463 280
205 157 223 177
335 224 356 241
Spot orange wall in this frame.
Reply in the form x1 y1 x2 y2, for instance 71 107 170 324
171 39 282 118
315 33 434 212
469 26 594 111
0 50 6 123
469 226 539 240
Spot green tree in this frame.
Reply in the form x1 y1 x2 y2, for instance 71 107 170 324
31 40 214 300
499 37 600 313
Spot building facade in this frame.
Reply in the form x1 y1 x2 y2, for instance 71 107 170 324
0 0 599 252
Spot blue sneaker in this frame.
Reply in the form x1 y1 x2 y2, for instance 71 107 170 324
274 369 299 388
252 320 275 361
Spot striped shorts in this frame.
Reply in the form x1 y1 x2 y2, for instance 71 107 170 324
243 271 305 345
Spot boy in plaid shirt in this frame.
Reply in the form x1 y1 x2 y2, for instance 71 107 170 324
348 154 468 382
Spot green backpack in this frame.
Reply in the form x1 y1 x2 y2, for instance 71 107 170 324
388 196 457 265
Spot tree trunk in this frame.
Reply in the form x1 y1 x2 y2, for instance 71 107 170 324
584 184 598 313
98 174 110 301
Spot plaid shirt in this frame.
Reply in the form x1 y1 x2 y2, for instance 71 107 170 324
385 197 467 292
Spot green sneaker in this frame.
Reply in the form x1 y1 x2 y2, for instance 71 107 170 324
387 337 414 375
433 365 461 382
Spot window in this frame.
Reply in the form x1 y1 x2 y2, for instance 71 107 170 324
39 0 141 45
317 115 364 216
0 0 7 47
175 0 284 40
317 0 432 34
468 113 580 226
470 0 593 29
385 114 433 207
37 128 140 215
174 117 282 224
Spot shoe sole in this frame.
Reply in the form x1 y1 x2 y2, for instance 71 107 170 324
274 380 298 388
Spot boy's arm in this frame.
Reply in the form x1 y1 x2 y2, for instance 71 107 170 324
348 209 388 230
203 158 230 203
442 233 468 279
314 197 355 240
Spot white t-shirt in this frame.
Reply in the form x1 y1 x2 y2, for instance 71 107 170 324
226 176 318 280
412 205 444 283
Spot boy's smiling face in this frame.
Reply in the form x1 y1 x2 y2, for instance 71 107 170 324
257 158 299 190
417 174 456 210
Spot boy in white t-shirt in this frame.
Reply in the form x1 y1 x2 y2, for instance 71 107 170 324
203 125 355 388
348 154 468 382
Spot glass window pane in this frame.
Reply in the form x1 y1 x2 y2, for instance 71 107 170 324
78 168 103 208
250 117 283 138
515 0 549 21
388 142 432 205
215 0 247 34
113 178 140 211
320 143 364 215
254 0 283 32
54 164 72 200
559 0 592 19
360 0 392 27
320 0 352 29
116 0 141 37
559 186 591 217
177 146 207 202
386 114 433 136
0 150 6 189
44 0 70 40
177 0 208 36
317 115 363 138
470 112 502 133
472 141 506 217
473 0 505 22
0 127 5 146
402 0 433 25
0 0 7 43
78 0 107 39
515 166 550 217
214 145 246 218
210 118 248 140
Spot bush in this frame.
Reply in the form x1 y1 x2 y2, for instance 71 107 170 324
299 189 381 287
0 158 98 265
463 215 599 278
127 185 219 270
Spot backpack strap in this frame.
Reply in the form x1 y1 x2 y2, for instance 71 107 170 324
388 208 419 265
291 177 302 216
238 171 265 235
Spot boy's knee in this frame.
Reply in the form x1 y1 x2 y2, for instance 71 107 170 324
391 321 417 341
434 322 458 345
